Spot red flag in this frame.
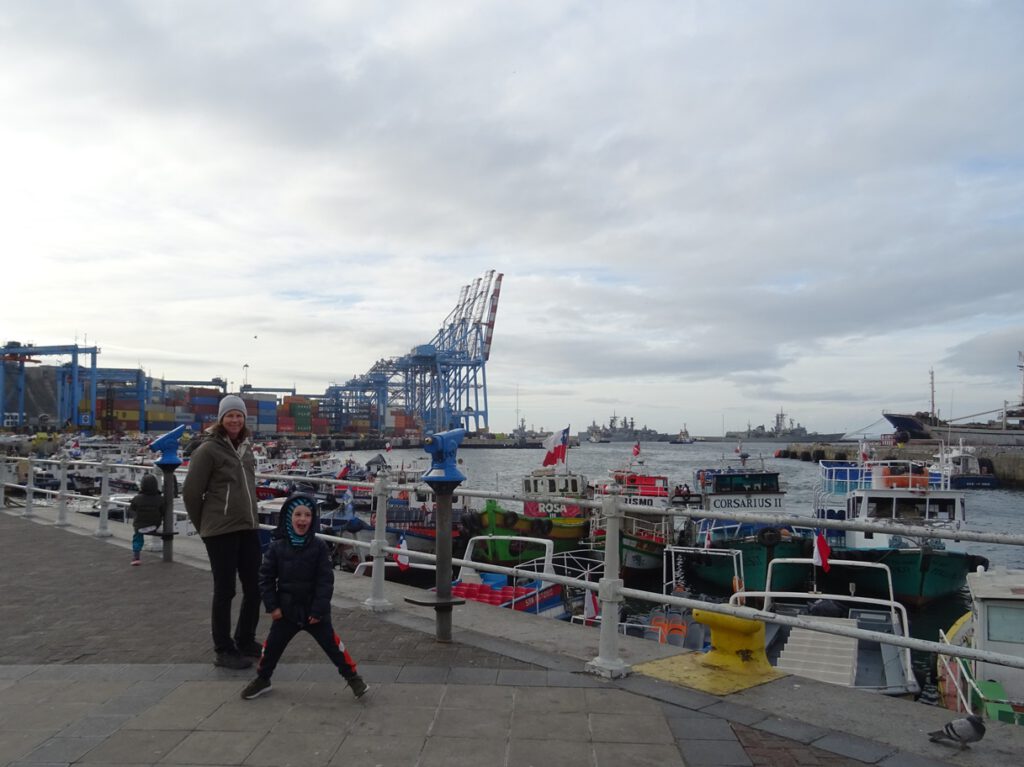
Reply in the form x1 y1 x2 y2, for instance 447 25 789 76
542 427 569 466
394 534 410 571
584 586 600 625
632 441 640 457
385 441 392 453
703 523 712 550
813 530 831 572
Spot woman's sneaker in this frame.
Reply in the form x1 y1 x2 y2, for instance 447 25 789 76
241 677 272 700
214 651 252 670
347 675 368 698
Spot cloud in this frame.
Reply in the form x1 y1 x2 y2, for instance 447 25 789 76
2 1 1023 435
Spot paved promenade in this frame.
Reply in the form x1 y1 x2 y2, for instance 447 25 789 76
2 506 1023 767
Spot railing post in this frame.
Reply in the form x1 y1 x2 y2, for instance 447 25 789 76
23 458 35 518
95 461 112 538
0 459 7 508
55 457 70 527
364 476 393 611
587 493 629 678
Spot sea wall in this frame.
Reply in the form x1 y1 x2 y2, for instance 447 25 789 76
783 441 1024 489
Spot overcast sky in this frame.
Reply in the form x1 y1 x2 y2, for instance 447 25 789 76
3 1 1023 437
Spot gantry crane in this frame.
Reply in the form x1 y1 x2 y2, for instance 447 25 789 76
322 270 503 434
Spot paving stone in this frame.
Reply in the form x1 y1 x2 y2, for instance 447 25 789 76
878 751 959 767
395 665 449 683
495 668 549 686
23 735 106 762
441 683 514 711
0 731 56 766
59 714 132 739
812 732 898 763
347 705 437 737
514 685 589 712
79 729 189 764
595 741 688 767
418 735 507 767
445 666 498 685
330 734 425 765
699 699 770 726
508 737 595 767
511 710 590 741
369 682 445 708
162 730 258 765
666 715 737 741
753 715 830 744
590 711 676 744
244 730 344 767
676 737 753 766
434 706 513 739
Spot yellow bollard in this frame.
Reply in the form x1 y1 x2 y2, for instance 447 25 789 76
691 608 775 675
633 609 784 695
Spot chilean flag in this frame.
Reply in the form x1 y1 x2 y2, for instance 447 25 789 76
583 586 601 625
394 534 411 571
385 441 392 453
813 529 831 572
632 441 640 457
542 427 570 466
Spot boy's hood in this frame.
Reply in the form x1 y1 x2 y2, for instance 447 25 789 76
275 493 320 545
140 474 160 495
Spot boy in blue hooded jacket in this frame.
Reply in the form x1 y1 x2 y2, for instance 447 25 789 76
240 493 367 700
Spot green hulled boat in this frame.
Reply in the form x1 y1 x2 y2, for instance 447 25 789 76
677 463 815 593
460 468 592 566
814 459 989 608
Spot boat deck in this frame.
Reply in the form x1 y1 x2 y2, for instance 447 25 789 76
2 506 1023 766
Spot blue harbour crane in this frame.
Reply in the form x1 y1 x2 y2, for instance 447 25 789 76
321 270 503 435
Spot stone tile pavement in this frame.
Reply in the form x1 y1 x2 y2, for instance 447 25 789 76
2 507 1020 766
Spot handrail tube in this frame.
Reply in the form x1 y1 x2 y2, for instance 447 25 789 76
5 455 1024 676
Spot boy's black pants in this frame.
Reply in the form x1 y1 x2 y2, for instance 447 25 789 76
256 618 358 681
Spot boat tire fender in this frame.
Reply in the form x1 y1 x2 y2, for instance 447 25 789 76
756 527 782 547
531 518 553 537
503 511 519 530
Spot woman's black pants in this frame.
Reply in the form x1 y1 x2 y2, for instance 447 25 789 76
203 530 262 654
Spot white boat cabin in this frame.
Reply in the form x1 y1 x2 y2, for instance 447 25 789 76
968 568 1024 703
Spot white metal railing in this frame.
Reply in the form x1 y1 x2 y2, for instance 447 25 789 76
4 454 1024 680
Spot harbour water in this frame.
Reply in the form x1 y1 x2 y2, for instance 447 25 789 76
340 440 1024 660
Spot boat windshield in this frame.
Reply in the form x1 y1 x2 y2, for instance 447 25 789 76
712 473 780 493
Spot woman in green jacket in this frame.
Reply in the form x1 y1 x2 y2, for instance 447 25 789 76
183 395 262 670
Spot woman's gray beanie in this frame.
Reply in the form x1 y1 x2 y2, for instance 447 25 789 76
217 394 248 421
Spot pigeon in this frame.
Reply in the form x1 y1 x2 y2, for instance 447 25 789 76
928 715 986 749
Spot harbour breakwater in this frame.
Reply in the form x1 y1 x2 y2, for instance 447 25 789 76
785 441 1024 488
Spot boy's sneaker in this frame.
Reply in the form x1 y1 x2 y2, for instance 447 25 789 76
238 640 263 660
130 553 141 566
214 651 252 670
240 676 272 700
347 675 368 699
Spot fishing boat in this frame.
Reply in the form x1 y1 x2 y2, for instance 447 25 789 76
461 467 592 565
936 567 1024 726
452 535 563 616
729 557 920 697
675 460 813 592
590 459 673 578
927 441 999 489
813 459 989 607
